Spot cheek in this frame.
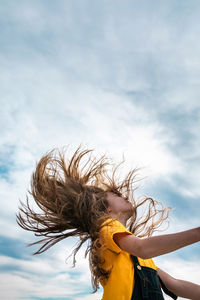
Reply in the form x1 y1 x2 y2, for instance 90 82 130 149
113 202 122 212
108 201 117 212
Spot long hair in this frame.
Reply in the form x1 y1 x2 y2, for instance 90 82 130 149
16 144 172 293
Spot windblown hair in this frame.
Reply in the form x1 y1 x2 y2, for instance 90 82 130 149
16 144 172 293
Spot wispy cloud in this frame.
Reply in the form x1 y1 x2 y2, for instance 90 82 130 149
0 0 200 299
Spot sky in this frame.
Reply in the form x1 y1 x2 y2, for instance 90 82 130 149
0 0 200 299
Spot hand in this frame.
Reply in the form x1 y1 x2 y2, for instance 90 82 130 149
197 227 200 241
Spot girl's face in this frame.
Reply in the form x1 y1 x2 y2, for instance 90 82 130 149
106 192 134 218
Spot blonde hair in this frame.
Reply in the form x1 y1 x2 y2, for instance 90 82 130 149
16 144 172 293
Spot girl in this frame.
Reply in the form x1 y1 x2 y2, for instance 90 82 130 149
16 145 200 300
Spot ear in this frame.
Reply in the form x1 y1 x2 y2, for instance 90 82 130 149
106 207 112 213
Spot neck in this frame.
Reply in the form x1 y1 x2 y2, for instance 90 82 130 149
109 213 129 227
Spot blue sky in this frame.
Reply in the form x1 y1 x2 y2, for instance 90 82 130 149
0 1 200 299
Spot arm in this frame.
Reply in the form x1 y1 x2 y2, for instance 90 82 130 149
113 227 200 259
157 268 200 300
141 227 200 259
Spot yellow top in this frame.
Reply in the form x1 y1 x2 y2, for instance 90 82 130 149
99 218 159 300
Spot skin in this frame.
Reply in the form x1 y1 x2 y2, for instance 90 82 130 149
106 192 134 226
106 192 200 300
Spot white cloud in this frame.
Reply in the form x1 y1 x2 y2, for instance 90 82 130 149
0 251 97 300
74 293 103 300
0 1 200 299
0 272 78 300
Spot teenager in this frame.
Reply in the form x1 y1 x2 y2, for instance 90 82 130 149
16 145 200 299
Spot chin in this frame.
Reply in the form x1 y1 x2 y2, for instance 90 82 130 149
128 207 134 216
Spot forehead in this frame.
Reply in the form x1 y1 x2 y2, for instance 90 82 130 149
106 192 119 200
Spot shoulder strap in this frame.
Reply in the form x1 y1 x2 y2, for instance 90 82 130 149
130 255 178 300
130 254 140 265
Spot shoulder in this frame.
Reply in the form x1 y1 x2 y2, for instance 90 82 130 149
100 218 133 253
100 219 144 258
100 218 132 236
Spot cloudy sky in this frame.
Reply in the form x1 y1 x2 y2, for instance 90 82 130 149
0 1 200 299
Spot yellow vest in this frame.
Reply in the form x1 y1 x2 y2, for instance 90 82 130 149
99 218 159 300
